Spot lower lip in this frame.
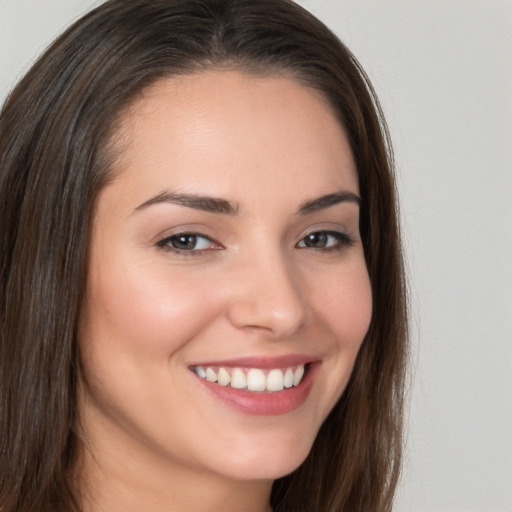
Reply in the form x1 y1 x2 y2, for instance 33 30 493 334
195 364 318 416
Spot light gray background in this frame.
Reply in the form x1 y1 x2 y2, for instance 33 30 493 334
1 1 511 511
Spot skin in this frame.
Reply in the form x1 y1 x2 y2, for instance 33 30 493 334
78 70 373 512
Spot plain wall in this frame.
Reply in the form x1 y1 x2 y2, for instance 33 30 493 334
1 1 511 511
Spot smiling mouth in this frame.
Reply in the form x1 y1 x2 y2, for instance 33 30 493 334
190 364 308 393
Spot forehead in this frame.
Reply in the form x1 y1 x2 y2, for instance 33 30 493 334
106 70 358 209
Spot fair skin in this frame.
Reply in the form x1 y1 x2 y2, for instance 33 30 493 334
78 70 372 512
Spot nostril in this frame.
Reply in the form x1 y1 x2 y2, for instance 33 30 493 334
225 257 307 337
226 298 306 338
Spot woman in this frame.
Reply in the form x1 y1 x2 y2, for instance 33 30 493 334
0 1 408 511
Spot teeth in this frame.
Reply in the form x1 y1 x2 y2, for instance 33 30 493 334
267 369 284 392
283 368 294 388
205 367 218 382
195 365 206 379
192 364 307 393
217 367 231 386
247 369 266 391
293 365 305 386
231 368 247 389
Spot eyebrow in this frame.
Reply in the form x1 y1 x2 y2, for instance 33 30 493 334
133 191 239 215
297 191 361 214
132 189 360 216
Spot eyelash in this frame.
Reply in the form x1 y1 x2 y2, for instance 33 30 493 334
156 232 220 254
296 230 355 253
156 230 355 256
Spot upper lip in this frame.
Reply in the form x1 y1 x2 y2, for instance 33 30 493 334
189 354 318 369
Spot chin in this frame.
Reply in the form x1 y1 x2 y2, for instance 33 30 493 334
204 429 316 482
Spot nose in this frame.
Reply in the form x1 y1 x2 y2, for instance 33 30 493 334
226 249 307 339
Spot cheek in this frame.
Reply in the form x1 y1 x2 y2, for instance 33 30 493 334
81 259 224 363
305 259 372 410
78 260 229 454
337 270 373 343
312 262 373 347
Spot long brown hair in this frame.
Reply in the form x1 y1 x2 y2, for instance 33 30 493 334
0 1 408 510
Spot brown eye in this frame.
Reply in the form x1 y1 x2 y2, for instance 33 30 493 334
157 233 217 252
171 234 198 250
297 231 354 251
302 232 328 248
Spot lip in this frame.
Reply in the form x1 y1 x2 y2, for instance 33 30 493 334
190 356 320 416
189 354 317 369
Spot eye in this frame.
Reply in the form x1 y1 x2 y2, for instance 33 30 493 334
157 232 219 253
297 230 354 251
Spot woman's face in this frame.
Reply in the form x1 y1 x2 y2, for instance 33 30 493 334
79 71 372 483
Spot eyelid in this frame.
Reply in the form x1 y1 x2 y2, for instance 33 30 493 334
156 231 223 254
296 229 355 250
